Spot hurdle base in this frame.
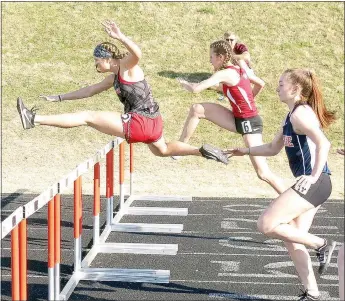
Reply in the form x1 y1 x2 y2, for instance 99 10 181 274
111 223 183 233
60 268 170 300
127 207 188 216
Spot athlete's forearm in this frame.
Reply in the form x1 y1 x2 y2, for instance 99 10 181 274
247 142 280 157
60 86 94 101
180 81 200 93
311 140 331 179
252 83 264 98
117 34 142 60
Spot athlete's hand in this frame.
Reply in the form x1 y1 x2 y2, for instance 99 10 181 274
177 77 195 92
102 20 124 40
337 148 344 156
39 95 60 102
177 77 189 88
223 147 248 157
177 77 188 84
294 175 317 195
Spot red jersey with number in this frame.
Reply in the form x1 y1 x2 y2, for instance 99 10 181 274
222 66 258 118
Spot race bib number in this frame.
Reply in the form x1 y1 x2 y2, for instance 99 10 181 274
241 121 253 133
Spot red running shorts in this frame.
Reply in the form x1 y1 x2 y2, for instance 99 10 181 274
121 112 163 144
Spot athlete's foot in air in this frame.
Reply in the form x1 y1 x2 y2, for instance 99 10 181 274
315 239 337 274
17 97 37 130
199 144 229 165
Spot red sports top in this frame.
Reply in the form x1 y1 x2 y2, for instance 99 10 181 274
222 66 258 118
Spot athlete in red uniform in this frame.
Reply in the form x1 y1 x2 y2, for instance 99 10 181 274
177 39 285 194
224 32 252 70
16 20 228 164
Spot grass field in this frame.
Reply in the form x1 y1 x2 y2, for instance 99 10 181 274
2 2 344 199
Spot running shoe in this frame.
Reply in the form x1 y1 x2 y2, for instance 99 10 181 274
315 239 337 274
199 144 229 165
17 97 37 129
297 289 319 301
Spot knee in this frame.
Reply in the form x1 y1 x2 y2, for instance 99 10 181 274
149 145 167 157
189 103 204 118
256 169 271 183
81 110 95 124
257 214 275 236
154 150 165 157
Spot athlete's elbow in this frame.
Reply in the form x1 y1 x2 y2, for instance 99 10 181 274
323 139 331 153
191 86 201 93
325 139 331 150
135 51 142 60
318 139 331 153
269 144 281 156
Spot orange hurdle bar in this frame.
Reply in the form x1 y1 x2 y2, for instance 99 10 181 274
19 219 27 301
106 149 114 224
54 194 61 300
11 225 20 301
119 142 125 207
48 198 55 300
93 162 101 243
74 177 81 271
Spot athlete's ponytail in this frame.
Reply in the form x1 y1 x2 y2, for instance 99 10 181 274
284 68 336 128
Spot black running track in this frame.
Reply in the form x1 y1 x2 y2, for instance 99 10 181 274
1 193 344 301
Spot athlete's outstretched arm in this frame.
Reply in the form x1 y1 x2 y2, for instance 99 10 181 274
40 74 114 102
178 70 231 93
208 82 223 92
102 20 142 70
224 123 284 157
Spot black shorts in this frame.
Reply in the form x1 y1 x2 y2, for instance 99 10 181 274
291 172 332 207
235 115 263 135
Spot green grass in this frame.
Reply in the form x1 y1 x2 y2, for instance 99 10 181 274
2 2 344 195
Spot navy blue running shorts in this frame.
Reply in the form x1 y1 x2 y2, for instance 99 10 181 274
292 172 332 207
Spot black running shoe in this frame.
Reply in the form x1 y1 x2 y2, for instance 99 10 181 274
297 289 319 301
315 239 336 275
199 144 229 165
17 97 37 129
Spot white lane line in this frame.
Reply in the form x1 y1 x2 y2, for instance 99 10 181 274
178 253 289 256
182 231 344 236
188 199 344 203
209 291 338 300
171 279 338 287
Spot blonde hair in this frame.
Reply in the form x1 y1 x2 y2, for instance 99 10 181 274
210 40 237 69
284 68 336 128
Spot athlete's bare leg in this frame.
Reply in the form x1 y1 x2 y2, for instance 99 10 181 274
35 111 125 137
242 133 286 194
178 102 237 143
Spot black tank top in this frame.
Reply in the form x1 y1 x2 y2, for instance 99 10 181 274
113 72 160 118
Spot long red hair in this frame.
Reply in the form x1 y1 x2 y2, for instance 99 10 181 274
284 68 336 128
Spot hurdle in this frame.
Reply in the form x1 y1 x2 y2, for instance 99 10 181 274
1 137 191 301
